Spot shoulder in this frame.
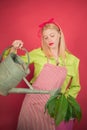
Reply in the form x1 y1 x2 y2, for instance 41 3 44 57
65 51 80 76
29 48 45 63
29 48 42 53
29 48 43 55
65 51 80 66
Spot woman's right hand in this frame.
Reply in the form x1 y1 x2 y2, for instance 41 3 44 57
10 40 24 53
12 40 24 49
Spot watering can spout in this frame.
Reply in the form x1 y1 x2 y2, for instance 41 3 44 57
8 88 50 95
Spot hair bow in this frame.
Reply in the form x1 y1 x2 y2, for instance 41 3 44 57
39 18 55 28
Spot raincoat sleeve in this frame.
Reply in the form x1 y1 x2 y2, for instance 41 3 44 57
65 58 81 98
2 48 11 59
21 49 36 64
3 48 37 64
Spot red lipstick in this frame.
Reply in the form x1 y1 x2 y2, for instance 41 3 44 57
49 43 54 46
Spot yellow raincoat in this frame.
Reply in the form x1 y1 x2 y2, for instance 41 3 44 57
22 48 81 98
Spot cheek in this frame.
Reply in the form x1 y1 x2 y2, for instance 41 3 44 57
53 36 59 43
44 39 49 45
53 37 60 46
43 40 49 46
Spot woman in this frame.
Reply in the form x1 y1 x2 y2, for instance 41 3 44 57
10 19 81 130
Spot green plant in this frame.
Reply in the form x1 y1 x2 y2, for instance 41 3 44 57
45 92 82 126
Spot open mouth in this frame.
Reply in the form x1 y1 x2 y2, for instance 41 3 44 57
49 43 54 46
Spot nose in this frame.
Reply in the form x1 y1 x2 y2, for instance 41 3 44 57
47 36 52 43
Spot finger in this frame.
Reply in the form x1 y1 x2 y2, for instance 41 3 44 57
12 40 23 49
19 43 23 49
19 41 24 49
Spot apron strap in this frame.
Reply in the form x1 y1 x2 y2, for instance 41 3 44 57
66 77 73 90
47 58 49 63
47 57 59 66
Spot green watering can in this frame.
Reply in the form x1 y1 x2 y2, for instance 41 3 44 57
0 46 49 96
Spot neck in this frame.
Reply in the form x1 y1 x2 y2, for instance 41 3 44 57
50 48 58 60
50 48 59 66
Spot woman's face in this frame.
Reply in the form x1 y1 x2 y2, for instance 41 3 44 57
42 28 60 49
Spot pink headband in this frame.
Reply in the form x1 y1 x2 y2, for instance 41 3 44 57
39 18 59 29
38 18 60 38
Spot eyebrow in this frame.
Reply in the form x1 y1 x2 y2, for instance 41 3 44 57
50 33 54 35
43 32 55 37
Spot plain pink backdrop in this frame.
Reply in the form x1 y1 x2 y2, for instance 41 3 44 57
0 0 87 130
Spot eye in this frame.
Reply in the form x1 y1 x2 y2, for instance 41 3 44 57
44 36 48 40
50 33 55 37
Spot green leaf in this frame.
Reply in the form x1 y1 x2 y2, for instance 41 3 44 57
64 103 73 121
67 95 82 121
64 101 77 121
54 94 68 125
47 98 57 117
45 94 59 115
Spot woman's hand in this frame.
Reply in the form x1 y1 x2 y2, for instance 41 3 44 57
12 40 24 49
10 40 24 53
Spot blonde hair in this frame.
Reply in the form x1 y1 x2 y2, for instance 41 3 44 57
41 23 67 59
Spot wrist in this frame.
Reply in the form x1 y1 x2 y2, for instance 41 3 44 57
10 47 17 53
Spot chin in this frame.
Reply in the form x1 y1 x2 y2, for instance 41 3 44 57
49 45 56 49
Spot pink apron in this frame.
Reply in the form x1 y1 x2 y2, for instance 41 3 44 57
17 63 73 130
32 63 67 91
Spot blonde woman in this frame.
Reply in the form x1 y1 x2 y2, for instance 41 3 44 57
11 19 81 130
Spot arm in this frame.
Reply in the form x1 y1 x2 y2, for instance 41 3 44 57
21 49 37 64
3 40 24 58
65 59 81 98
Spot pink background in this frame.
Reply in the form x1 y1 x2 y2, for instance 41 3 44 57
0 0 87 130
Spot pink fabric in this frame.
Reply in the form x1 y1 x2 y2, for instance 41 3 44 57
39 18 55 28
56 120 74 130
17 94 55 130
32 63 67 91
17 64 70 130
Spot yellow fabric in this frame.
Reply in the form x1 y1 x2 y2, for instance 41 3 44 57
22 48 81 98
3 48 81 98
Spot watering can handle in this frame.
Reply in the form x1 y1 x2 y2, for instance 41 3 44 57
0 45 30 69
21 47 30 69
0 45 12 62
